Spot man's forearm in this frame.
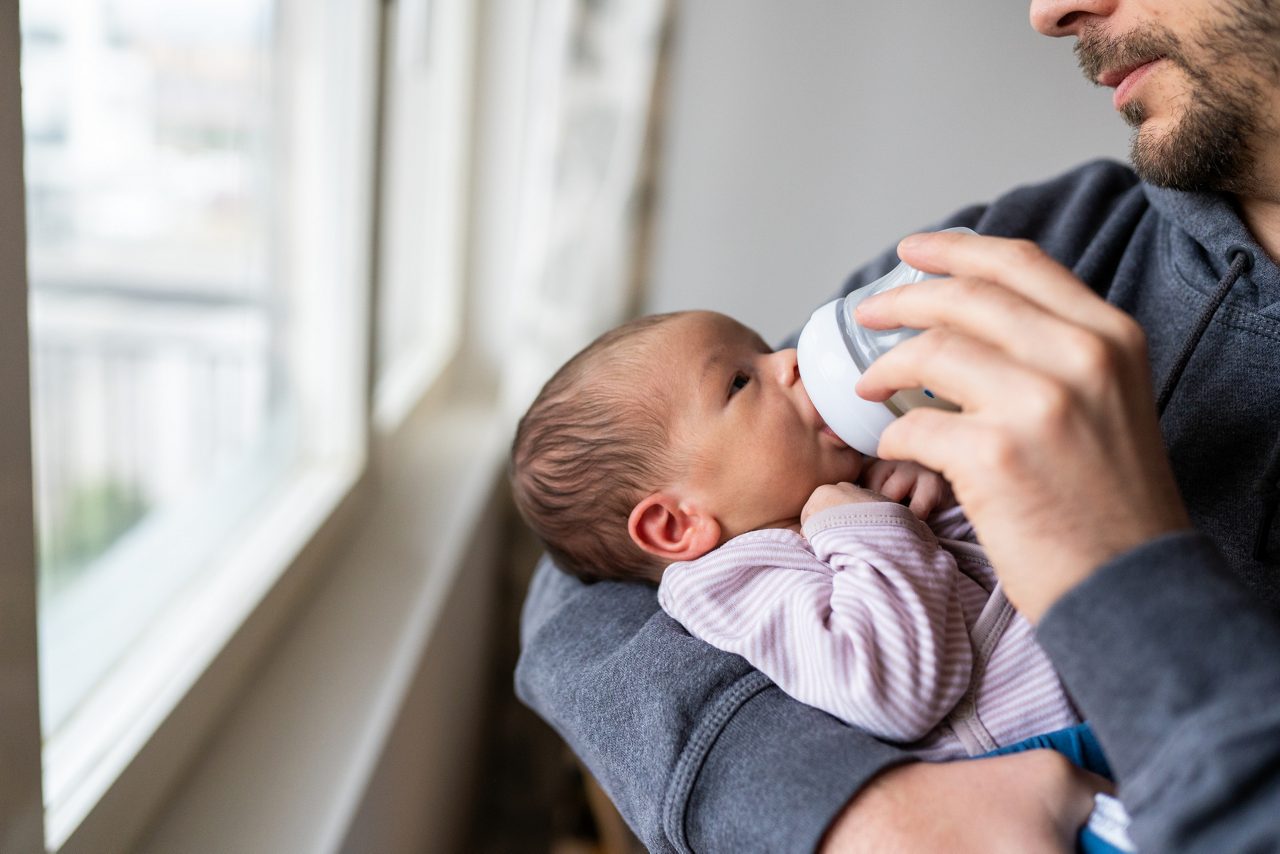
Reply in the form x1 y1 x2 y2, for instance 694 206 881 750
516 557 910 851
820 751 1105 853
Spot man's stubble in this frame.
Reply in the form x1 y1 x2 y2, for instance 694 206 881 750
1075 1 1280 195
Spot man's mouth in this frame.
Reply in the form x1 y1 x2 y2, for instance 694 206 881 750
1097 58 1151 88
1099 58 1163 109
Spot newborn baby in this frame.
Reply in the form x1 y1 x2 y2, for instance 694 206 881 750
510 309 1083 759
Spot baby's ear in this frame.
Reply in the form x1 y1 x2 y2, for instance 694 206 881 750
628 492 720 563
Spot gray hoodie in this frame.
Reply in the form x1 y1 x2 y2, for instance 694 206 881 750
516 160 1280 853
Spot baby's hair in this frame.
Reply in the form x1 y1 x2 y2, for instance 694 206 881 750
510 313 684 583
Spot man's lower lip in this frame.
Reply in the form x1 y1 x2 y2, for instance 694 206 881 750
1113 59 1161 109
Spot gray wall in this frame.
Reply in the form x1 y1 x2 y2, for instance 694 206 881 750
645 1 1132 344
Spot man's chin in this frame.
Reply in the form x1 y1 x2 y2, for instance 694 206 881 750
1126 87 1260 193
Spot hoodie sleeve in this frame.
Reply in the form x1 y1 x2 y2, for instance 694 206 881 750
1036 532 1280 853
515 556 914 853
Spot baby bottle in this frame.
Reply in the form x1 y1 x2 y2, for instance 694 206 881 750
796 227 973 455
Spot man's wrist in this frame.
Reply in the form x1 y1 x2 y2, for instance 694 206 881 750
819 761 920 854
1001 518 1193 623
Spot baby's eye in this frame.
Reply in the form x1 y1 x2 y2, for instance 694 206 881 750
729 372 750 396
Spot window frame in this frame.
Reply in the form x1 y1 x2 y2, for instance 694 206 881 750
0 0 660 847
372 0 475 432
1 0 395 850
0 5 44 851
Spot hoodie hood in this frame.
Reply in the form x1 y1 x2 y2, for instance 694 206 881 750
1142 182 1280 315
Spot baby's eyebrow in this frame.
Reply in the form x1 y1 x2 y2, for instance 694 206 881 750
699 350 730 396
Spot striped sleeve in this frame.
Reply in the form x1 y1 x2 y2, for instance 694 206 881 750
927 503 978 543
658 503 972 742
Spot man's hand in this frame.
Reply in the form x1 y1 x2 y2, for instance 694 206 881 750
821 752 1111 853
854 230 1190 622
801 482 886 526
860 458 956 520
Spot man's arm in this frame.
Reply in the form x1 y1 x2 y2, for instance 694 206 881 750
855 229 1280 850
517 555 1111 852
1037 533 1280 852
516 556 912 851
821 751 1108 853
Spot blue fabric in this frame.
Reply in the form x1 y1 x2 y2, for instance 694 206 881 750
1077 824 1129 854
984 722 1112 779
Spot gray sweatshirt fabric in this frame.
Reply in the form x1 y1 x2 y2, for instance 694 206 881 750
515 160 1280 852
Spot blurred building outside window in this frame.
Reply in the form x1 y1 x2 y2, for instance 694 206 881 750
21 0 374 844
26 0 284 728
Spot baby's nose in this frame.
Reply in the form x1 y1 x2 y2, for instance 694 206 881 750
772 348 801 385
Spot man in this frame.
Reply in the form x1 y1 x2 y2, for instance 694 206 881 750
517 0 1280 850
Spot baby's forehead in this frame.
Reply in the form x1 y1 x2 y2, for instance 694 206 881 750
658 311 764 351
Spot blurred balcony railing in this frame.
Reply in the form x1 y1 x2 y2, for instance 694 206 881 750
30 281 277 598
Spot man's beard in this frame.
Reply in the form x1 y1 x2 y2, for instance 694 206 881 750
1075 4 1280 195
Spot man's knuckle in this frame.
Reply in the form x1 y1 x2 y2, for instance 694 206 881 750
915 328 949 359
977 430 1018 472
1004 239 1046 267
1027 379 1072 427
1112 313 1148 355
951 276 987 302
1065 329 1115 378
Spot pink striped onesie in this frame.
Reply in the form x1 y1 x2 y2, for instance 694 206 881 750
656 501 1080 761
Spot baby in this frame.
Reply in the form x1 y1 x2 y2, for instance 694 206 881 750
512 310 1130 848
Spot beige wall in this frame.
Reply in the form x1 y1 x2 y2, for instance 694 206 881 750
645 1 1131 343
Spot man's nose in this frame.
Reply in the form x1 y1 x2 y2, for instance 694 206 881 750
1029 0 1117 37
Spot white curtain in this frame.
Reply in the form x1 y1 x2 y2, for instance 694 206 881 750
497 0 672 417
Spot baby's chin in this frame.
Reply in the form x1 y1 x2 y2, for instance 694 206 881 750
841 450 867 483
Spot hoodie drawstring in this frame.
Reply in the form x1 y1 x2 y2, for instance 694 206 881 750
1148 244 1278 562
1155 246 1253 417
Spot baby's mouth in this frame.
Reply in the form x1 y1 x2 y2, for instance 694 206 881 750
815 415 849 449
800 379 849 448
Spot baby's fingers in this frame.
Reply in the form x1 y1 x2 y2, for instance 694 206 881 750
802 482 883 525
907 477 944 519
876 466 919 504
861 460 894 495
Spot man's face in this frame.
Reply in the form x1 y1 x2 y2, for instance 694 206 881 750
1030 0 1280 194
656 312 864 539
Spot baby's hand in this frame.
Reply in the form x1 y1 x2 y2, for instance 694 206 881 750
801 482 886 526
860 459 956 520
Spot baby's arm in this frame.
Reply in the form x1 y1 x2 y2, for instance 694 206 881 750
659 493 972 742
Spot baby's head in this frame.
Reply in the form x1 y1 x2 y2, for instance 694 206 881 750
511 310 864 583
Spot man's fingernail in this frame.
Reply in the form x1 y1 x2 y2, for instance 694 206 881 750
899 233 928 251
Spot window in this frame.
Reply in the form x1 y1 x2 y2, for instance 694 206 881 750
0 0 666 848
19 0 377 845
374 0 474 429
27 0 290 739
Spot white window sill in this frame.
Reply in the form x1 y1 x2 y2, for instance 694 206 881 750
124 396 510 853
45 457 363 850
